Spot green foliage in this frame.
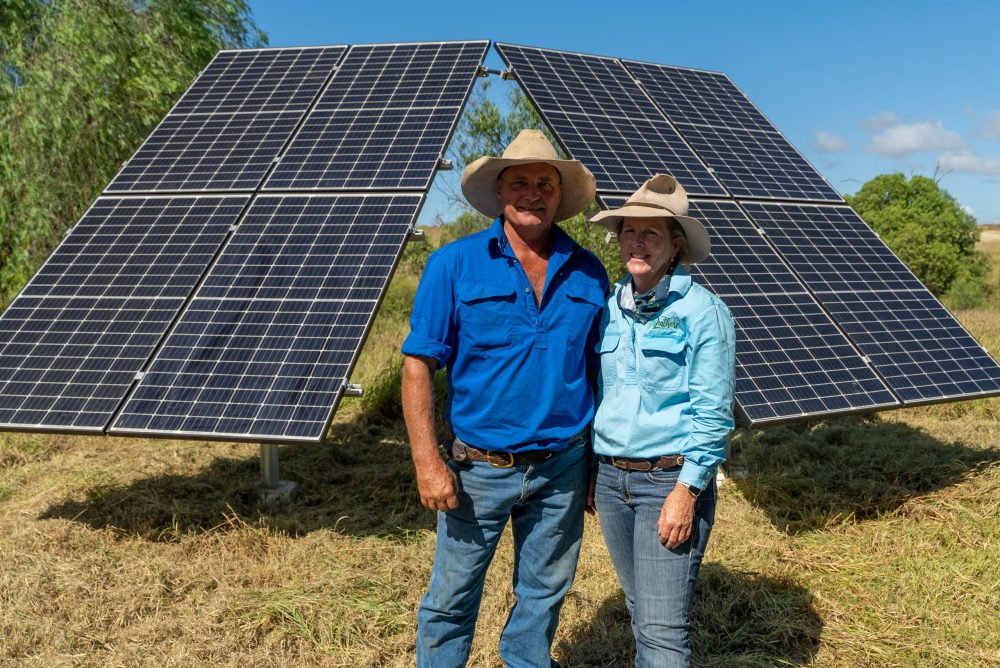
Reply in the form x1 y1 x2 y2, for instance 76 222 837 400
945 265 988 309
0 0 265 305
449 79 561 172
846 173 990 296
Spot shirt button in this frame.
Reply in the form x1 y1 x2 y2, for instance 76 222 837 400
524 287 530 293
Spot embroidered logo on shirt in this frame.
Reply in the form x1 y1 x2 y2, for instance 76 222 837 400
652 315 681 330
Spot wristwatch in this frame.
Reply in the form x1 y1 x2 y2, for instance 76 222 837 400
679 482 702 498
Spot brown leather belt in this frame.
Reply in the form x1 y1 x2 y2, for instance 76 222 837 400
449 439 557 468
597 454 685 472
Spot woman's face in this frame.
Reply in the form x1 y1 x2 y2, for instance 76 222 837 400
618 216 682 293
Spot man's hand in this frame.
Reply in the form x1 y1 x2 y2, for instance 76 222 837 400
585 469 597 515
658 484 697 549
415 457 459 511
403 355 461 513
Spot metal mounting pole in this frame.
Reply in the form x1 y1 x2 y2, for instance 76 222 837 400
259 443 298 502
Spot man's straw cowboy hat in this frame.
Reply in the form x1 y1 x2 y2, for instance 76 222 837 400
460 129 596 222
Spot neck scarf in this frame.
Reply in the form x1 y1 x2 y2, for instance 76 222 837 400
618 271 674 320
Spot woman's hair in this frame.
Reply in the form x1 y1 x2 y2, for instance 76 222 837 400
616 217 689 267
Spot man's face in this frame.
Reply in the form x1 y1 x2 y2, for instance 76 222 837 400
495 163 562 230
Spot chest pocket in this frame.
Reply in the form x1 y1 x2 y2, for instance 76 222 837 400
563 284 605 346
458 282 516 349
597 328 620 386
639 330 688 391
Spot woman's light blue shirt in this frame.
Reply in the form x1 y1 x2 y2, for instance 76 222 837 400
593 266 736 491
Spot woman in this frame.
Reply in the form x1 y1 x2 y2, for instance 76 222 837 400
587 174 736 667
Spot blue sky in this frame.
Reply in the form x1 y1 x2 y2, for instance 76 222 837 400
247 0 1000 226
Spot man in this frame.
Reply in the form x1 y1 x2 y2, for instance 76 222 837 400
401 129 609 667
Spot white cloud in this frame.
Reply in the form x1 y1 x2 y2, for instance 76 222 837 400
861 111 899 131
981 112 1000 140
961 204 975 216
815 131 848 153
866 120 965 156
938 151 1000 174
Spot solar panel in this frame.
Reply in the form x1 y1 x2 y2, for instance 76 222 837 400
495 43 725 196
0 196 248 431
600 196 898 424
743 202 1000 402
110 194 421 442
621 60 842 202
106 47 346 193
264 41 489 191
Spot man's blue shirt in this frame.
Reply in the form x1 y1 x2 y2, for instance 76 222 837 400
402 217 609 452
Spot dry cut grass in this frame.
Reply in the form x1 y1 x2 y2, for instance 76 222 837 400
1 233 999 666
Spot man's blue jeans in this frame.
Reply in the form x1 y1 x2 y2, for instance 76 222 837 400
594 462 716 668
416 443 587 668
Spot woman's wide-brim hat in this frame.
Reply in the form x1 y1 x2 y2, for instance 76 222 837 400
460 129 596 221
589 174 711 263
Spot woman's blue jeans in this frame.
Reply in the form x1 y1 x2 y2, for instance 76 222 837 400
594 461 716 668
416 444 587 668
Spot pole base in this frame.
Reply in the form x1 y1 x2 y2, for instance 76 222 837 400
260 479 298 503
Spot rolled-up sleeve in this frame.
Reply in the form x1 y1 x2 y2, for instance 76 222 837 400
678 302 736 490
401 251 456 368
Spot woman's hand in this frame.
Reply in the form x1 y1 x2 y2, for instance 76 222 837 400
658 485 697 548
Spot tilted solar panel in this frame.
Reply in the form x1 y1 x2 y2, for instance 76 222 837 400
743 202 1000 403
600 196 898 424
106 46 346 193
0 196 248 431
110 194 422 442
265 41 489 191
622 60 842 202
495 43 725 196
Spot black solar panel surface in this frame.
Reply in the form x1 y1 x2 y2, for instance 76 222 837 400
622 60 842 202
106 47 346 193
496 44 725 196
265 41 488 191
111 194 421 442
743 202 1000 402
600 196 897 423
0 196 247 431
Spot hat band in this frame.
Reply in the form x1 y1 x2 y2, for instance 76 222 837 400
623 200 679 216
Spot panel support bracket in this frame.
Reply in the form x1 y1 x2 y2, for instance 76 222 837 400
343 383 364 397
260 443 298 502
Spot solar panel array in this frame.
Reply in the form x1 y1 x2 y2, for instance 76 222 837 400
106 47 347 193
0 196 247 430
516 42 1000 424
4 39 998 436
0 40 488 442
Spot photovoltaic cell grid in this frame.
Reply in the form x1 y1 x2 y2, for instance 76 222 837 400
110 194 422 442
495 43 725 196
600 196 898 423
744 202 1000 402
106 46 346 193
0 196 247 431
265 41 489 191
621 60 842 202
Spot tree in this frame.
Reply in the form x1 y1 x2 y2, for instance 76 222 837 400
846 173 989 302
0 0 265 305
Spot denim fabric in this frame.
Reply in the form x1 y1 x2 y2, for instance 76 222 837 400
594 461 716 668
416 443 588 668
